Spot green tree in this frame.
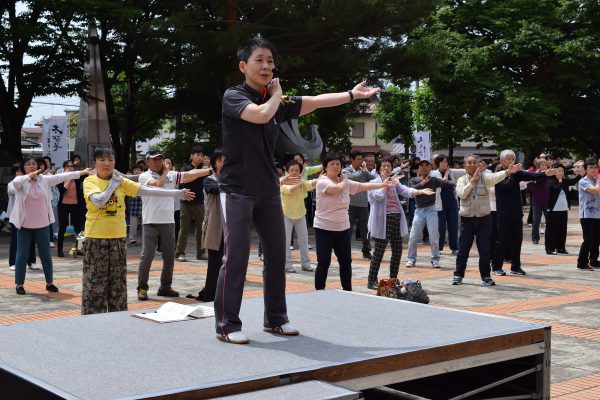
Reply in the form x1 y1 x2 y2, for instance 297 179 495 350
373 85 414 157
0 1 87 159
407 0 600 163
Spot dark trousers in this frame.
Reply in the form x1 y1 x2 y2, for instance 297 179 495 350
15 226 53 286
490 211 498 257
9 223 36 266
57 203 84 254
314 228 352 291
349 206 370 253
204 237 224 302
214 193 288 335
578 218 600 268
531 204 547 242
455 216 492 279
438 205 459 251
493 217 523 270
545 211 568 252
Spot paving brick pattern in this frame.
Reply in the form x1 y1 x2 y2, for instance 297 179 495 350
1 209 599 398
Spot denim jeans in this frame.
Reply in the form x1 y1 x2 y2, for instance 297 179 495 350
438 204 459 251
15 226 53 286
454 215 492 279
407 205 440 263
9 224 36 266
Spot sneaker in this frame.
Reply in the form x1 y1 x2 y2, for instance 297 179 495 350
157 287 179 297
431 260 441 268
129 240 139 246
546 250 556 255
577 264 594 271
50 242 55 248
57 251 65 258
289 245 294 250
258 254 264 261
264 322 299 336
451 250 459 255
137 288 148 301
217 331 249 344
176 255 188 262
540 227 545 234
301 265 315 272
510 268 527 276
362 251 372 260
46 284 59 293
482 277 496 286
9 265 15 271
406 260 416 268
28 263 40 270
491 269 506 276
451 275 463 285
367 280 379 290
285 267 296 273
556 249 569 254
308 244 314 250
532 240 539 245
16 286 26 295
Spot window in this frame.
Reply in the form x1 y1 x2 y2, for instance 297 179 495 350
351 122 365 138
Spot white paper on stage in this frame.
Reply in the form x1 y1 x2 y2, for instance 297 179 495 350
413 131 431 161
42 117 69 167
133 302 214 323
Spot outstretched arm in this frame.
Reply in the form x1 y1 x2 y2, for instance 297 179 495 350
300 81 380 116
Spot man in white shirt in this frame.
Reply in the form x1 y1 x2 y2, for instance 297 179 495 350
136 150 211 301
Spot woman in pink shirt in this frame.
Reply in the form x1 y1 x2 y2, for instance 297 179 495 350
313 152 396 291
10 157 93 295
57 159 87 257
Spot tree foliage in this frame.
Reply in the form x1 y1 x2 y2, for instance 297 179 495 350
407 0 600 163
0 0 87 159
373 85 414 145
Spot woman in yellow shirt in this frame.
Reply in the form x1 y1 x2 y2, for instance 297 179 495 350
82 147 194 315
280 160 317 273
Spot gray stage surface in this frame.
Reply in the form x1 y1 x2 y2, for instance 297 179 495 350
0 291 549 400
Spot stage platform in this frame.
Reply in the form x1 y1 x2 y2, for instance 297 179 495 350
0 290 550 400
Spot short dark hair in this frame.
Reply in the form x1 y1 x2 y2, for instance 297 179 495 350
434 154 447 167
210 148 224 170
71 154 81 161
286 159 304 173
584 157 598 170
19 157 43 174
43 155 51 162
321 152 345 171
349 150 363 160
191 145 204 155
292 153 305 162
63 160 74 168
237 36 278 62
93 146 116 161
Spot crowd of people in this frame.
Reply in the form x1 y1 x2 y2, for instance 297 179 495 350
4 36 600 346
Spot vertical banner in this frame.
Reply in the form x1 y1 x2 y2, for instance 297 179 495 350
42 117 69 167
413 131 431 161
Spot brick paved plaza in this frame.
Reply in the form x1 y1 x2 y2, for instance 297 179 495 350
1 209 599 399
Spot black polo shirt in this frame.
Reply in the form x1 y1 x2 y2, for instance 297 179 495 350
180 163 205 205
220 82 302 195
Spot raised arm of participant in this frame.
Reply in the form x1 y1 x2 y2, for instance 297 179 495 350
137 185 195 200
88 175 122 207
239 78 283 124
300 81 381 116
323 176 348 195
181 167 211 183
584 176 600 195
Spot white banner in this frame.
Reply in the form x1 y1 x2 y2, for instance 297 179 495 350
413 131 431 161
42 117 69 167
